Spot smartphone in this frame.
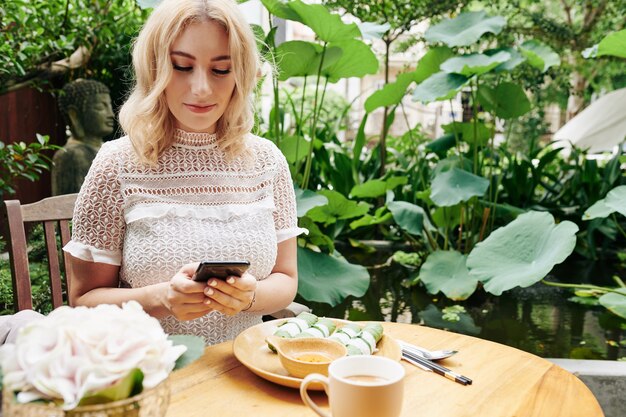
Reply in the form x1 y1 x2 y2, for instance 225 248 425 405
193 260 250 282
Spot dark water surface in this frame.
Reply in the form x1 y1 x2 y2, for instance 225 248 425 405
304 249 626 360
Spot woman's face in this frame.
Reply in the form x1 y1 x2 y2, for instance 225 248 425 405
165 20 235 134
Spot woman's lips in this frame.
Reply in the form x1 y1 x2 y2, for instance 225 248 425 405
184 103 216 113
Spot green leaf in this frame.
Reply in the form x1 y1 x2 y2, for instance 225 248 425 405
288 0 361 43
442 121 493 146
440 51 510 77
168 335 205 369
349 211 394 229
425 11 506 47
295 187 329 217
520 40 560 72
418 304 481 335
275 41 342 80
477 82 531 119
306 190 370 225
299 216 335 252
599 289 626 319
324 39 379 82
486 47 526 72
597 29 626 59
261 0 302 22
279 134 310 163
426 133 457 154
583 186 626 220
387 201 425 235
583 199 614 220
297 247 370 306
78 368 144 406
357 21 390 40
136 0 161 9
351 179 387 198
605 185 626 217
419 251 478 300
365 47 454 112
430 168 489 207
412 72 469 103
467 211 579 295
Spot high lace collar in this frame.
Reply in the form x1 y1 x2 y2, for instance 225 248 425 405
173 129 218 147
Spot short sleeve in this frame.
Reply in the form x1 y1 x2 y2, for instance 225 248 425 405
63 141 126 265
271 148 308 243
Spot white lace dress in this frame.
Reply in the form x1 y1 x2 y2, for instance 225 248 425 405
64 129 306 345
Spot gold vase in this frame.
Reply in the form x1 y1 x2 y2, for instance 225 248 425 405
2 379 170 417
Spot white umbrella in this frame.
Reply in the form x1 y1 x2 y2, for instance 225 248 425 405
554 87 626 153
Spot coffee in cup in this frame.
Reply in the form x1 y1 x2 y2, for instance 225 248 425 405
300 355 405 417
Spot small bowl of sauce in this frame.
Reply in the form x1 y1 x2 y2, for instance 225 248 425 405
266 335 347 378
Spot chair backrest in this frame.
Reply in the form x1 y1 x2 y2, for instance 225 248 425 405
2 193 77 312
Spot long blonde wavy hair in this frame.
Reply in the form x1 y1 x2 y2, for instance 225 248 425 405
119 0 260 164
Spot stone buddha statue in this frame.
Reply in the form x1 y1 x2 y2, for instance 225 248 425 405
52 79 115 195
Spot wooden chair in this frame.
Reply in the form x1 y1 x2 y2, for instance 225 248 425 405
2 193 309 317
2 193 78 312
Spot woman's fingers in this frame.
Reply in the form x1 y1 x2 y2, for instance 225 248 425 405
203 272 256 313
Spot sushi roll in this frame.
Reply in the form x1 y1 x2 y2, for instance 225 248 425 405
328 323 361 345
268 312 318 351
345 323 384 356
295 317 336 338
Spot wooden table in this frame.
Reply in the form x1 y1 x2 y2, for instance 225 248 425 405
166 322 604 417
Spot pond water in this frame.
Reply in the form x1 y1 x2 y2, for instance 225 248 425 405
305 247 626 360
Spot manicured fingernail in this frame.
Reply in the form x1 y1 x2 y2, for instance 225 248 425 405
206 288 214 296
209 280 218 287
227 277 235 284
204 298 211 305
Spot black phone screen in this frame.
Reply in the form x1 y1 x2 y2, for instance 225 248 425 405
193 261 250 282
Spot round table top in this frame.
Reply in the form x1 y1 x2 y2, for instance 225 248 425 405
166 321 604 417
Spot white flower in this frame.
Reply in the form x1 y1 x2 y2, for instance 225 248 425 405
0 301 186 410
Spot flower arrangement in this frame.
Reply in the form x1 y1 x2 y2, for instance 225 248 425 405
0 301 202 411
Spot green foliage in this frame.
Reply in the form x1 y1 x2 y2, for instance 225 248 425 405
0 134 59 198
1 0 149 107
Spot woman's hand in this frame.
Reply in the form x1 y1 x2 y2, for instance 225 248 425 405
162 263 214 321
203 272 258 316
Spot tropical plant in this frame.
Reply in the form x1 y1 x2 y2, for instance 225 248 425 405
358 11 587 303
0 134 59 199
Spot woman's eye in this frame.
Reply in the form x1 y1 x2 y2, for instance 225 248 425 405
173 64 192 72
213 68 231 75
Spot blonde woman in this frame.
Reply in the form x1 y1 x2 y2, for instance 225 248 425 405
64 0 305 345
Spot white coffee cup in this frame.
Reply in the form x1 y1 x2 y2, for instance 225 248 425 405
300 355 405 417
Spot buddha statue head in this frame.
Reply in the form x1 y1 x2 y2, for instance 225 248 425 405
58 79 115 146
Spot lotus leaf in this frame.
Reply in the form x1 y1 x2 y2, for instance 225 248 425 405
599 290 626 320
487 47 526 72
424 11 506 47
387 201 425 235
440 51 510 77
419 250 478 300
261 0 303 23
431 168 489 207
412 72 469 103
467 211 578 296
520 40 560 72
418 304 481 335
597 29 626 58
276 41 342 80
289 0 361 43
297 246 370 306
357 21 390 41
583 186 626 220
323 39 379 82
476 82 531 119
306 189 370 225
295 187 328 217
365 47 453 112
